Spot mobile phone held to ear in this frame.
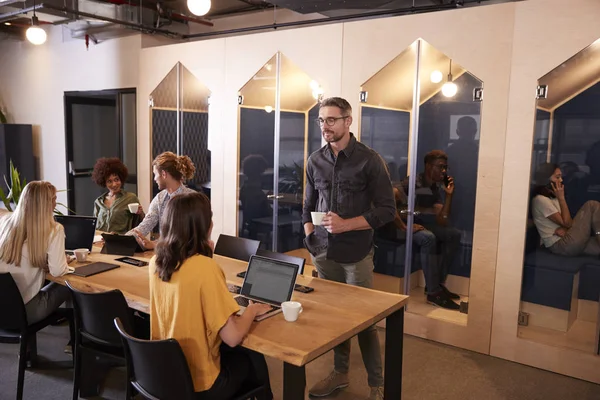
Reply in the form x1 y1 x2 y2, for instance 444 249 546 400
443 174 451 188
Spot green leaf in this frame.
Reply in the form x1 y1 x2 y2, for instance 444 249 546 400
0 109 7 124
0 186 12 212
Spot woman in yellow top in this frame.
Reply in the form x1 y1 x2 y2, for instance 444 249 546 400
149 192 273 399
92 157 144 234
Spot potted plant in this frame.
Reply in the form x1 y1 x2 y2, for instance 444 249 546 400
0 160 70 214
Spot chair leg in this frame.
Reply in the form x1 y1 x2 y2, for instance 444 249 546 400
17 336 28 400
26 334 38 368
72 345 82 400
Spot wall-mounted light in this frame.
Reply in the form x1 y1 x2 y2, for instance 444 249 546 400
430 70 443 84
187 0 211 16
26 15 46 45
310 80 324 100
441 59 457 98
264 106 273 113
4 22 11 26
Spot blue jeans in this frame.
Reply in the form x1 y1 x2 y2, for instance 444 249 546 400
412 230 442 294
311 249 383 388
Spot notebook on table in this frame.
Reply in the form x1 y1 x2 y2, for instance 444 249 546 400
234 255 299 321
68 262 120 277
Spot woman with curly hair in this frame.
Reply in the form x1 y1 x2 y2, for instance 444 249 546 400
92 158 144 234
128 151 196 250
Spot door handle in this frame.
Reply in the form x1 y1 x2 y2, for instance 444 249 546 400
267 194 285 199
68 161 92 177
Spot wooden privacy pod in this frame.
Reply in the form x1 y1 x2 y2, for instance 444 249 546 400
237 52 321 253
149 63 211 200
519 39 600 355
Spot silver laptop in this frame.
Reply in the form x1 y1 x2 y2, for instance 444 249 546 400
234 255 300 321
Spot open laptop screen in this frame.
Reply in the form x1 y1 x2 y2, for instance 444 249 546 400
241 256 299 305
54 215 97 252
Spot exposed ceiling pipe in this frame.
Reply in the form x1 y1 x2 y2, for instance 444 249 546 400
39 2 185 37
0 4 42 22
102 0 213 27
183 2 464 39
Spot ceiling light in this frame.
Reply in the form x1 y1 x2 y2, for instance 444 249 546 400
430 70 443 84
264 64 272 72
312 87 324 100
4 22 11 26
187 0 211 16
264 106 273 113
26 16 46 45
441 59 457 98
309 80 319 90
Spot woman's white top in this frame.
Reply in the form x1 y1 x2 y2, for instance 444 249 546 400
0 224 69 304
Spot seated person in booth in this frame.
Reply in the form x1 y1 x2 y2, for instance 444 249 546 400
392 187 458 310
92 157 144 234
531 163 600 256
239 154 272 239
398 150 461 308
303 97 395 400
127 151 196 250
0 181 72 324
149 192 273 400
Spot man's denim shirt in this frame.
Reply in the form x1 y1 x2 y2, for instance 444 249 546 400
302 133 396 263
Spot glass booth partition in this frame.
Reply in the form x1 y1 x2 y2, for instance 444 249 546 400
150 62 211 202
238 52 322 253
519 39 600 355
360 39 483 325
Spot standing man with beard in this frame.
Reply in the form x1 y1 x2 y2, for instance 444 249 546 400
302 97 396 400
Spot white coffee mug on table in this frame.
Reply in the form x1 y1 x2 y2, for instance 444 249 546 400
281 301 303 322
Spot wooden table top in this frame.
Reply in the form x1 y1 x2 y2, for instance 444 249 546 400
48 247 408 366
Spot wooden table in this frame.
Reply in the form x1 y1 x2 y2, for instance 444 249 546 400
49 248 409 400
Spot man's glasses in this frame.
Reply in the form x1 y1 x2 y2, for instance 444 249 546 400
433 164 448 170
315 116 349 127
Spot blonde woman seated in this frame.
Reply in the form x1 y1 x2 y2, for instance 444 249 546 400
92 158 144 234
150 192 273 399
531 163 600 256
0 181 71 323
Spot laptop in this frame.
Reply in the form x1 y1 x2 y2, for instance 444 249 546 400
234 255 300 321
54 215 97 252
101 233 145 256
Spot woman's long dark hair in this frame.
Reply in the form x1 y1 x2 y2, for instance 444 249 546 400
154 192 213 282
533 162 560 198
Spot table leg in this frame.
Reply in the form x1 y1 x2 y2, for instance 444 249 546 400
384 306 404 400
283 362 306 400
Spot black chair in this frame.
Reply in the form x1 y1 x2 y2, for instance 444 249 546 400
0 273 73 400
66 281 139 400
214 234 260 262
256 248 306 275
114 318 267 400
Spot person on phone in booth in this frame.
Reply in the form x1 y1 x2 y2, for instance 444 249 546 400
302 97 396 400
531 163 600 256
397 150 461 310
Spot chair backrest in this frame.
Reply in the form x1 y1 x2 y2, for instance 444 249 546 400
0 273 28 331
214 234 260 262
114 318 196 400
66 281 134 347
256 248 306 275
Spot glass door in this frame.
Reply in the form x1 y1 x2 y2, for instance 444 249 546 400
238 52 323 253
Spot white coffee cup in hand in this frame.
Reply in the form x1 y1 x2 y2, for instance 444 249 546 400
128 203 140 213
74 248 88 263
311 212 326 226
281 301 303 322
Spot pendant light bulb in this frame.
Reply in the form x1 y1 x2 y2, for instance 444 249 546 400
441 59 457 98
187 0 211 16
26 15 46 45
